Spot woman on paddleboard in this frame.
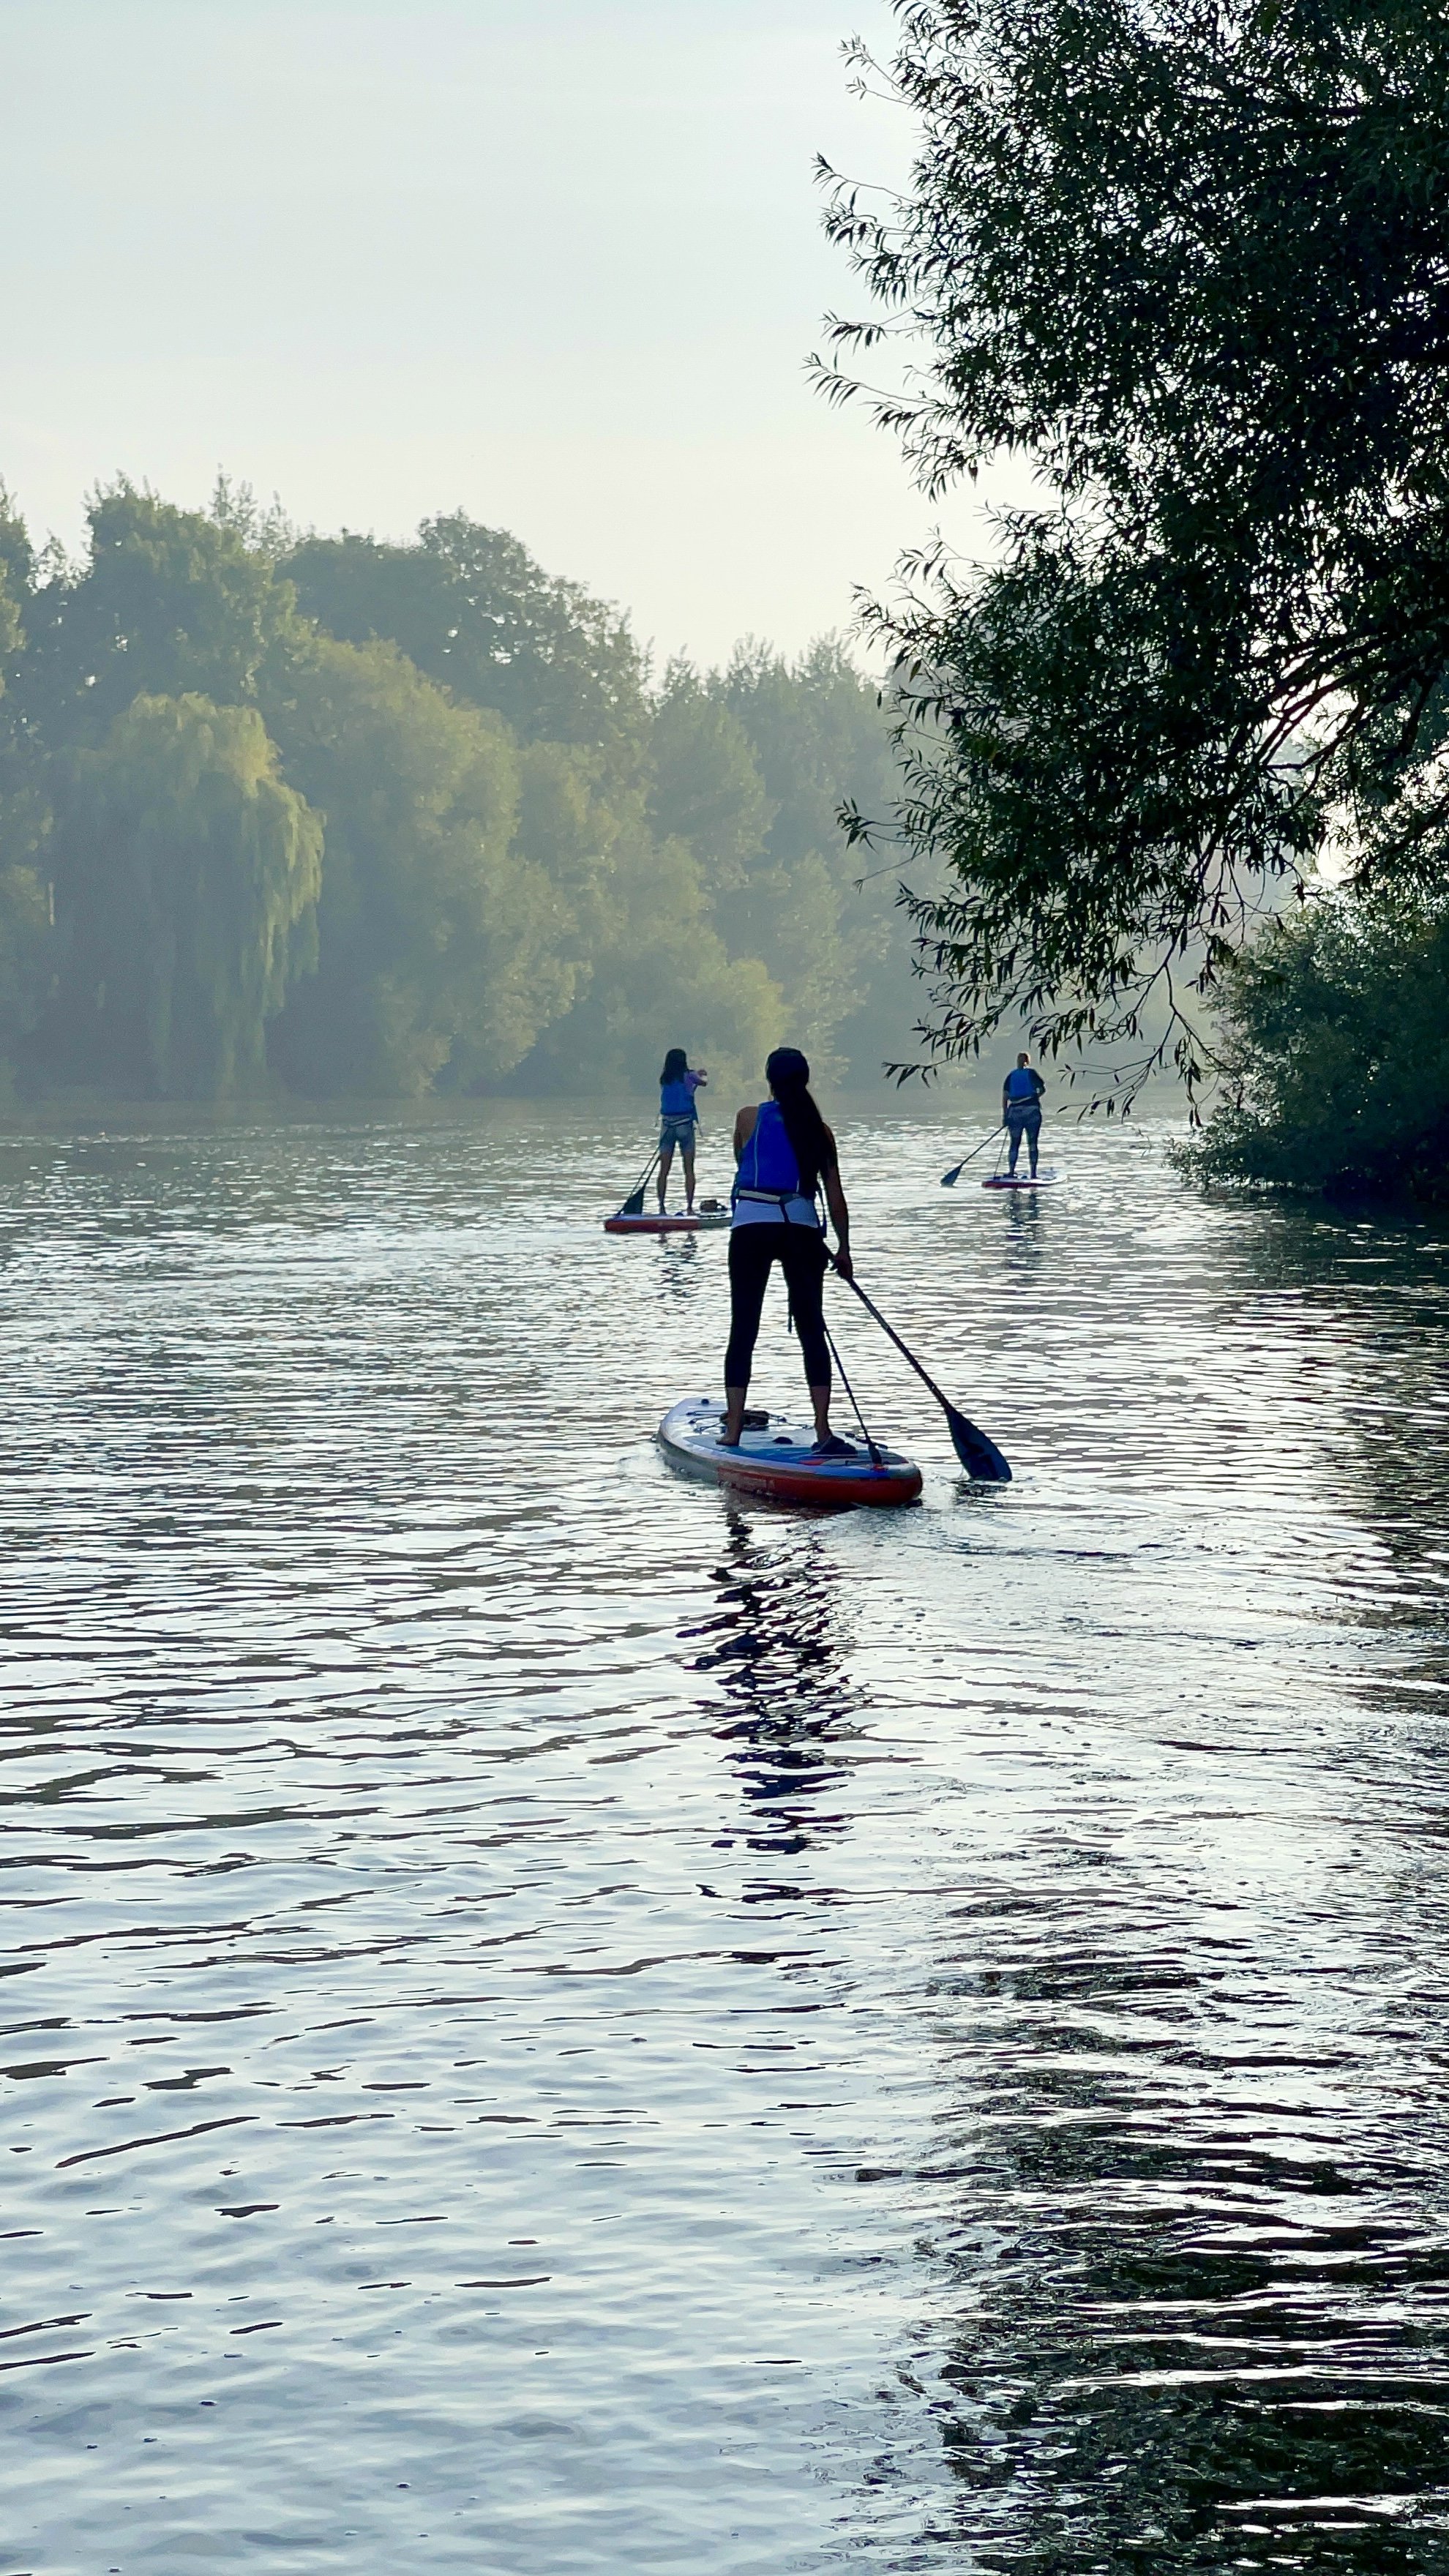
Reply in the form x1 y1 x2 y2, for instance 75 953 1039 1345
720 1049 855 1456
658 1046 708 1214
1002 1052 1046 1178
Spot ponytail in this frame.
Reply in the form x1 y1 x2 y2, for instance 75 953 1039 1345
765 1047 835 1197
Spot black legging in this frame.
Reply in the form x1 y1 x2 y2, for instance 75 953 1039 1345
724 1225 830 1390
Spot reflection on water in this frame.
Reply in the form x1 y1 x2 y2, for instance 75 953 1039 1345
684 1523 859 1864
0 1105 1447 2572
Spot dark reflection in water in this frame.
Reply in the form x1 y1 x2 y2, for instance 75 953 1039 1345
683 1522 859 1864
923 1893 1449 2572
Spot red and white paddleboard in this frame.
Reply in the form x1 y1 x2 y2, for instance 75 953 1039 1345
604 1209 731 1235
657 1397 922 1510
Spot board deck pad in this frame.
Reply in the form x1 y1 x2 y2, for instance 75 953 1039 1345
657 1396 923 1510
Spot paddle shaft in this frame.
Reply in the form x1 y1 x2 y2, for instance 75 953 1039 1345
820 1316 883 1468
618 1142 662 1216
826 1254 956 1419
943 1124 1004 1185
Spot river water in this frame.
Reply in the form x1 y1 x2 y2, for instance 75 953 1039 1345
1 1103 1448 2575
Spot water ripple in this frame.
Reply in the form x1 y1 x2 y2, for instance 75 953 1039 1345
0 1107 1446 2571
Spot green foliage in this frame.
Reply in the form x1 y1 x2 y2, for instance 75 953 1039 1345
0 490 29 678
512 817 783 1101
0 866 54 1082
48 694 321 1098
645 643 913 1080
266 636 569 1096
819 0 1449 1079
25 484 304 742
1188 897 1449 1198
0 477 917 1102
717 640 913 1081
285 516 648 753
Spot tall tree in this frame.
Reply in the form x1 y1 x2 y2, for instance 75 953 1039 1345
718 640 912 1078
22 484 304 746
285 516 648 753
265 635 577 1096
819 0 1449 1079
46 694 321 1098
0 495 56 1080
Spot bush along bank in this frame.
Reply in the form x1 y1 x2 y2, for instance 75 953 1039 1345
1186 895 1449 1204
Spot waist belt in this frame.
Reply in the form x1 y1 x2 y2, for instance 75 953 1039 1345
733 1186 822 1227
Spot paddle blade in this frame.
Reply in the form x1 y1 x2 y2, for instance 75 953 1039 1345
940 1163 963 1188
946 1403 1011 1482
620 1188 645 1216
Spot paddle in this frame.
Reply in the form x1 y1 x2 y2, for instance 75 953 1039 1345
617 1145 662 1218
826 1253 1011 1482
941 1125 1004 1187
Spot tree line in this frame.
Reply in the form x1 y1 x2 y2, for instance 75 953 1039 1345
0 481 912 1103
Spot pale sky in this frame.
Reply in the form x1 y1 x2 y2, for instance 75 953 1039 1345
0 0 1008 670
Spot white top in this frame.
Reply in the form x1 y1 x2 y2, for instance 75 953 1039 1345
730 1189 823 1231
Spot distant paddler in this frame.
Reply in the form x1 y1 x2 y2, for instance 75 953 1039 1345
1002 1052 1046 1179
719 1047 855 1456
657 1047 708 1214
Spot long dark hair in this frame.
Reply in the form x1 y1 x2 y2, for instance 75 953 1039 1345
765 1047 835 1195
660 1046 688 1085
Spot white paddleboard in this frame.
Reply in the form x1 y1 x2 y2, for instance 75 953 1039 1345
982 1169 1059 1190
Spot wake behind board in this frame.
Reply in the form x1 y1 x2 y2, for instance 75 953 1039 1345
604 1209 731 1235
982 1169 1059 1191
658 1396 922 1510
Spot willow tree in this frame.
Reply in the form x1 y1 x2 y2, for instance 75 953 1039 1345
53 694 322 1098
818 1 1449 1083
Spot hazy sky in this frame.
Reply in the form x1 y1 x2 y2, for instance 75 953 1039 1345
0 0 999 670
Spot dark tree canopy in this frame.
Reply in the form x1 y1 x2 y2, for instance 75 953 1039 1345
818 0 1449 1082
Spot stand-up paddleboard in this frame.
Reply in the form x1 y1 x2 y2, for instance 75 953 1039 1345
658 1397 923 1510
982 1169 1059 1191
604 1208 730 1235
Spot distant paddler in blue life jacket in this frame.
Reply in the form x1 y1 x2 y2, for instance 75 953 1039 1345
657 1046 708 1213
720 1048 855 1455
1002 1052 1046 1177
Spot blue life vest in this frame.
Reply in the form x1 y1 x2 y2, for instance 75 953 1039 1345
735 1100 803 1196
660 1077 695 1118
1004 1066 1041 1103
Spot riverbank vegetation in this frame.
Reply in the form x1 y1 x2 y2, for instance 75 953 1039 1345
1186 894 1449 1202
820 0 1449 1150
0 482 911 1101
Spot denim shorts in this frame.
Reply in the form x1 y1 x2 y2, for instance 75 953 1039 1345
659 1115 697 1150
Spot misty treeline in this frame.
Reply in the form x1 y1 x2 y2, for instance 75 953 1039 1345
0 481 910 1102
